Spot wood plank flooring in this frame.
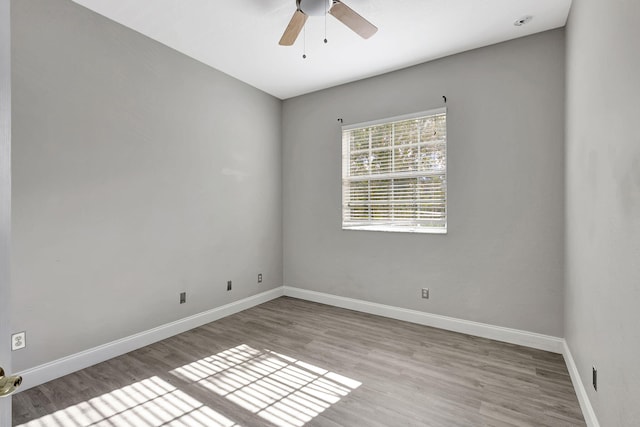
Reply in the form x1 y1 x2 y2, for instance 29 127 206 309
12 297 585 426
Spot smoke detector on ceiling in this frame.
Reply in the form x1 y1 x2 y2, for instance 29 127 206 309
514 16 533 26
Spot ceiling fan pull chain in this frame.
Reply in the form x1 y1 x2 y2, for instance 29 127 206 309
303 26 307 59
324 0 328 44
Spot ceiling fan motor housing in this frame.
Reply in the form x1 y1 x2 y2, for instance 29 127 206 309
301 0 330 16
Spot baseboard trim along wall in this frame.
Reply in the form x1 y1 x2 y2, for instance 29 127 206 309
15 287 284 392
283 286 565 354
563 341 601 427
18 285 598 426
284 287 597 425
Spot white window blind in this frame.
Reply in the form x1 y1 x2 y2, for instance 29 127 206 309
342 108 447 233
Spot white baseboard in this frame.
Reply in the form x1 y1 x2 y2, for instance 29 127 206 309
284 286 598 423
15 287 284 392
283 286 564 354
563 341 600 427
15 285 595 426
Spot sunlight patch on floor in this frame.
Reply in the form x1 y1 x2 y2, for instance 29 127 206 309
16 376 239 427
170 344 362 427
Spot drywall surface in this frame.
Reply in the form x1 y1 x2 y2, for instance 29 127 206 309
565 0 640 425
283 30 565 337
1 0 13 422
11 0 282 371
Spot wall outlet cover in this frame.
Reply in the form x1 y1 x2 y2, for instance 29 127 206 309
12 331 26 351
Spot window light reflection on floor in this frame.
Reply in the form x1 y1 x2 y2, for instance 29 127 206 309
170 344 362 427
16 376 239 427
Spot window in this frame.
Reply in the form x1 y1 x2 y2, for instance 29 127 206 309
341 108 447 234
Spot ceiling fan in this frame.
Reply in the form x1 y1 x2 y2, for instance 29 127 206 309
279 0 378 46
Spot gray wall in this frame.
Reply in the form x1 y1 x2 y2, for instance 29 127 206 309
565 0 640 425
283 30 566 337
1 0 13 422
11 0 282 371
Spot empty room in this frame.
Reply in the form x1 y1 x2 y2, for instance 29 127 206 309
0 0 638 426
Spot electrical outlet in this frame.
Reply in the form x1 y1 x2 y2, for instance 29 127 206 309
421 288 429 299
258 273 263 283
592 366 597 391
180 292 186 304
12 332 26 351
227 280 232 291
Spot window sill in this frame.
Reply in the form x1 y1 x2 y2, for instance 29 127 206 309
342 225 447 235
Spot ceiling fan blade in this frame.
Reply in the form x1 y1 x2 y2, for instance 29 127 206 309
329 1 378 39
279 9 308 46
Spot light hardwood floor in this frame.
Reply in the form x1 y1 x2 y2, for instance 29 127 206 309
13 297 585 426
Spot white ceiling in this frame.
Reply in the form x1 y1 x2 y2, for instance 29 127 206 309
72 0 572 99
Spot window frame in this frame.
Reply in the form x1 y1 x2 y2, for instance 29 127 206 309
341 107 447 234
